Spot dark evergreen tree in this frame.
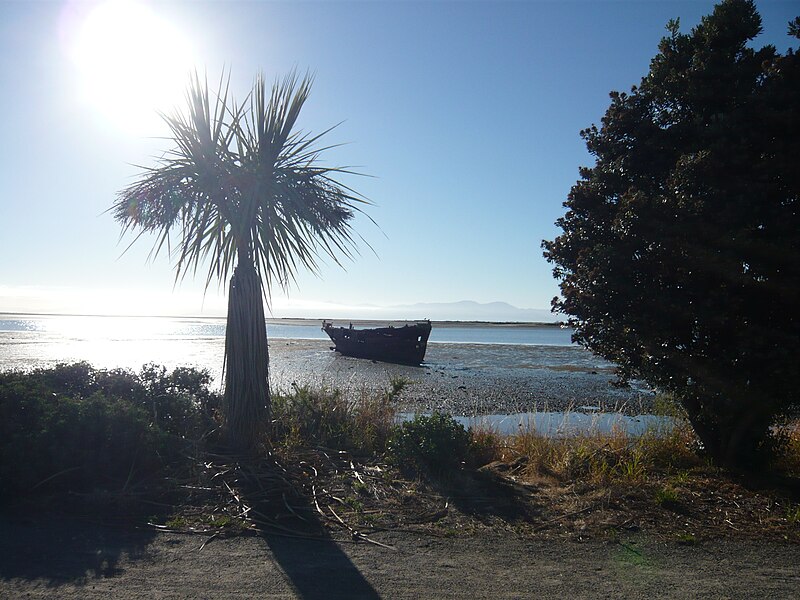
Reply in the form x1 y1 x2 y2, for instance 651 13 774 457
543 0 800 468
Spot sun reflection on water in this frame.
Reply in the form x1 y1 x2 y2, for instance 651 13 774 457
42 315 175 340
0 315 226 388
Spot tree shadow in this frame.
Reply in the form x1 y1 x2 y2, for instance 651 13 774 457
236 462 382 600
736 471 800 502
0 509 156 585
420 463 544 525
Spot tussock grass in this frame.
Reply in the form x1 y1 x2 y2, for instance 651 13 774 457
477 418 702 487
270 382 399 456
654 485 680 507
468 424 503 468
772 420 800 477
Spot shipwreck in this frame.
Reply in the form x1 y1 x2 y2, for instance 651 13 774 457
322 320 432 366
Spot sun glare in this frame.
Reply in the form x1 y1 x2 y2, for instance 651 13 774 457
68 0 194 134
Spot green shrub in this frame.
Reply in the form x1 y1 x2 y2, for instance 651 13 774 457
271 384 395 455
0 387 166 498
39 361 97 397
271 385 349 449
136 363 219 438
655 486 680 507
0 363 220 501
387 375 410 399
387 413 471 476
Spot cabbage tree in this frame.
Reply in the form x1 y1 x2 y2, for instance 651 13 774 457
112 72 369 450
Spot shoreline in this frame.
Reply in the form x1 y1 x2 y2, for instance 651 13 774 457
264 340 654 416
0 334 653 416
0 312 565 328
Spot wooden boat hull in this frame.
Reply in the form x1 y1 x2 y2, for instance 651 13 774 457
322 321 432 366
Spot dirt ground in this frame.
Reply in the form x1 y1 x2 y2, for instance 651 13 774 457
1 513 799 599
5 442 799 599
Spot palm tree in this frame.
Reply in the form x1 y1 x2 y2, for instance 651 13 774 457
112 72 369 451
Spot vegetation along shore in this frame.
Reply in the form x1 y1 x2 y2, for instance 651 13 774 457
2 1 799 597
1 361 798 595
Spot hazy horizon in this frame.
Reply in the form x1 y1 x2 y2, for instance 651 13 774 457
0 295 560 324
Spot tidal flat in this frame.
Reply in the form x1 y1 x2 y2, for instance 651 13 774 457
0 320 654 417
268 339 654 416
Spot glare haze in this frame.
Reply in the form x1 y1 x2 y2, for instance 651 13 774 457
1 1 796 321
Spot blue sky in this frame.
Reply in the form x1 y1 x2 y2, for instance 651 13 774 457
1 0 797 319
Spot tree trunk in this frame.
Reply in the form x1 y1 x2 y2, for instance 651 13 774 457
223 260 270 452
681 394 773 470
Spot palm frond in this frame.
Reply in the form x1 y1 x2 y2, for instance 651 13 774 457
111 69 374 450
112 70 243 287
113 68 372 296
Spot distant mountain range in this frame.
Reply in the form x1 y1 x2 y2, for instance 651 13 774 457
269 300 559 323
0 296 559 323
386 300 558 323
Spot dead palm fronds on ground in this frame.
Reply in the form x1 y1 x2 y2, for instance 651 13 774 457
112 71 370 451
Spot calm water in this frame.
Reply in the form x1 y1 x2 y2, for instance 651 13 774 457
0 314 573 346
0 314 575 382
401 412 672 437
0 314 576 382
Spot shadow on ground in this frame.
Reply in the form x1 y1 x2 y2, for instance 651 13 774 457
0 510 157 584
236 463 381 600
420 461 544 526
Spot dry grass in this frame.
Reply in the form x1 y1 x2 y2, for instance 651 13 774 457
168 408 799 544
773 420 800 477
450 417 800 542
8 366 797 543
126 389 800 546
269 382 399 457
479 418 701 487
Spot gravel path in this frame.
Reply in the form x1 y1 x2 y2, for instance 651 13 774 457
2 514 798 599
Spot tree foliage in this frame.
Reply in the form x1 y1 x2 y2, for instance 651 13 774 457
112 72 370 451
543 0 800 468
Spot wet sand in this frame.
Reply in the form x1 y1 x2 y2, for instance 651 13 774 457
269 339 654 416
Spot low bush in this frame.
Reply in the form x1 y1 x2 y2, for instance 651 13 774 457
271 383 396 456
770 420 800 477
654 485 680 507
0 363 220 501
387 412 472 476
